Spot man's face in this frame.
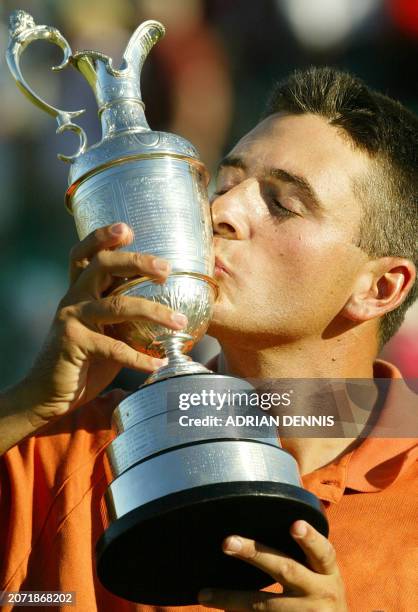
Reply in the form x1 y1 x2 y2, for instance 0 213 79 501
208 112 371 347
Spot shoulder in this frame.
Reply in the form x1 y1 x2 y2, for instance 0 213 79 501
1 389 125 487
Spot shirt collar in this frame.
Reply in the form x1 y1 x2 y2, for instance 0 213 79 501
303 360 418 501
207 355 417 502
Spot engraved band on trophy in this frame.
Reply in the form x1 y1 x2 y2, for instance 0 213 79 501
7 11 328 605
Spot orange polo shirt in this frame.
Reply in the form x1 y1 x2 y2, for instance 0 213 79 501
0 361 417 612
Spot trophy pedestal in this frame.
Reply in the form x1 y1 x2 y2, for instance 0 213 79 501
96 374 328 605
96 479 327 605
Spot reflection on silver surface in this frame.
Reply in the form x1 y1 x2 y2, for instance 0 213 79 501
112 375 256 433
105 441 301 522
71 157 213 275
109 375 282 477
108 416 281 477
70 156 216 358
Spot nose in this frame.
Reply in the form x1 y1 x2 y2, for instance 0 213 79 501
211 184 251 240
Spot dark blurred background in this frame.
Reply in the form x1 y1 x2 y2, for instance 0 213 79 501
0 0 417 391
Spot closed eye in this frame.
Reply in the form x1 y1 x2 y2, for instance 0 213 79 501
271 198 294 215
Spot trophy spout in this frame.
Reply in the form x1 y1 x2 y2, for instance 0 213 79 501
70 20 165 137
122 20 166 77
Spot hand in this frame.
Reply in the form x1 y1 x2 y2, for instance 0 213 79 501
19 222 187 425
198 520 348 611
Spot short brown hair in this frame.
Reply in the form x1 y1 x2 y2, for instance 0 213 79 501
263 67 418 347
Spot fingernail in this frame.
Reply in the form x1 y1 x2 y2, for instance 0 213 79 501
153 258 170 272
152 358 166 369
171 313 188 327
224 536 242 553
110 223 127 235
292 521 308 537
198 589 212 603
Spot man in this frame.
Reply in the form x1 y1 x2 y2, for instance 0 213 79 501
0 67 417 611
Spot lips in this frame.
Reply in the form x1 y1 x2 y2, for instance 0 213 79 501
214 256 229 276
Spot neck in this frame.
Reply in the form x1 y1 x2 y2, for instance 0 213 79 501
216 332 378 475
219 333 376 379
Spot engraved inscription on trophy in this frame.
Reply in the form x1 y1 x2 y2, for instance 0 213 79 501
73 182 116 239
119 173 203 256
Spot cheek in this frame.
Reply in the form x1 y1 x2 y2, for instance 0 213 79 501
256 227 361 303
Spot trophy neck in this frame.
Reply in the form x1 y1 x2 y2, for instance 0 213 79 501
69 20 166 141
99 99 149 137
70 56 151 137
94 60 150 136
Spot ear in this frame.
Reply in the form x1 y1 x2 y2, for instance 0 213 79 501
341 257 416 323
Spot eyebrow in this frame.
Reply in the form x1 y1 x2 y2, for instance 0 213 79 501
218 156 247 171
218 155 323 211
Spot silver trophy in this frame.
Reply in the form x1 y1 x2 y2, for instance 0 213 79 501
7 11 327 605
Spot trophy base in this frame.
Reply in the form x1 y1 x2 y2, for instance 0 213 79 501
96 480 328 605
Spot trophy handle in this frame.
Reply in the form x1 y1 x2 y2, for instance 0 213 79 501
6 10 87 163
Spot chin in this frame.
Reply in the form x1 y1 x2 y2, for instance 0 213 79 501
207 315 231 341
207 313 248 345
209 300 233 327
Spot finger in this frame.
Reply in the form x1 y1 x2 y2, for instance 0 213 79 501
198 589 307 611
220 536 314 594
72 250 171 298
69 223 134 284
290 521 337 575
86 331 165 373
77 295 187 329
